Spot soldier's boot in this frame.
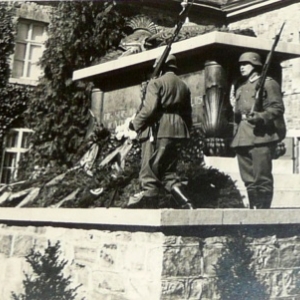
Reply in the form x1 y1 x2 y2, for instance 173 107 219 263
171 185 194 209
257 191 273 209
247 190 258 209
127 192 159 209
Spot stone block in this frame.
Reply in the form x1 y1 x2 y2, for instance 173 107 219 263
162 245 202 277
98 243 119 270
12 235 34 257
92 271 125 294
74 245 97 264
3 257 25 298
125 277 161 300
252 244 280 269
179 236 202 245
280 244 300 268
0 235 12 257
203 245 223 276
199 278 218 300
189 278 205 299
130 231 163 244
146 245 164 278
265 269 300 298
122 243 147 272
161 279 186 299
114 231 133 243
164 236 178 245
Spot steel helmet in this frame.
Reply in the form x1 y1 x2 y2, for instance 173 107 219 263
153 54 177 69
239 52 262 66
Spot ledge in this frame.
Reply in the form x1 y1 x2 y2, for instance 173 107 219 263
0 208 300 228
72 31 300 81
9 77 38 86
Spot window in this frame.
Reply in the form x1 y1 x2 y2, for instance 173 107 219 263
0 129 33 184
11 20 47 81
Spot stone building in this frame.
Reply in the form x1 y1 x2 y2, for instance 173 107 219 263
0 1 51 183
1 1 300 300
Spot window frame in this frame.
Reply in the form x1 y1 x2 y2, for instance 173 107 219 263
0 128 33 184
11 19 47 82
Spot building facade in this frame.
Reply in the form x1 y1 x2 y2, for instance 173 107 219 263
0 2 50 183
2 0 300 181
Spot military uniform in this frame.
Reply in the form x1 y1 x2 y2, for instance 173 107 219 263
131 70 192 203
231 74 286 208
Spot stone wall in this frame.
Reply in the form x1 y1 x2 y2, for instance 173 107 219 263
1 209 300 300
228 1 300 131
0 224 165 300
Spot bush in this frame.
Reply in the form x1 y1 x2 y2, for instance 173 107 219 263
11 241 82 300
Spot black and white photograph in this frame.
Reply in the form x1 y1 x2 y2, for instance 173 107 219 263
0 0 300 299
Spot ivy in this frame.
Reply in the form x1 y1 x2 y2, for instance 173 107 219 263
0 3 32 142
24 1 126 169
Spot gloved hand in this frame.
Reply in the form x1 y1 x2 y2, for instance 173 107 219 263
115 115 137 140
128 129 137 140
247 112 264 125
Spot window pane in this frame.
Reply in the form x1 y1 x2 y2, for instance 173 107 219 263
28 45 43 61
3 153 17 168
12 61 25 78
32 25 45 42
17 22 29 40
6 131 19 148
21 132 32 148
27 62 42 79
14 43 26 60
27 45 43 78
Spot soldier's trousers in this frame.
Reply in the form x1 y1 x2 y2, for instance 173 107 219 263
235 143 276 208
139 138 185 197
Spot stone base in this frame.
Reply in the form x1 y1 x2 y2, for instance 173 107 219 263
1 208 300 299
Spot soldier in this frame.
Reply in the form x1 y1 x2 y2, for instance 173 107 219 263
231 51 286 209
127 54 194 209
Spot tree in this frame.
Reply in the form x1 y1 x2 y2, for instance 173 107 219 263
24 1 126 170
214 233 269 300
11 241 82 300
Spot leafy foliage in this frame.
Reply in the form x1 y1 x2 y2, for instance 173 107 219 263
11 241 82 300
10 126 244 209
0 3 33 142
24 1 126 169
214 233 269 300
0 2 15 88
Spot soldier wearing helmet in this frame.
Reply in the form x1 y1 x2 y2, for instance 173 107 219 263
230 51 286 209
127 54 193 209
239 52 263 66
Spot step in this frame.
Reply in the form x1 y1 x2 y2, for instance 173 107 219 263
204 156 295 175
204 156 300 208
229 172 300 191
235 188 300 208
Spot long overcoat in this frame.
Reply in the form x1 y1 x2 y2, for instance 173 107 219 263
132 71 192 140
231 75 286 148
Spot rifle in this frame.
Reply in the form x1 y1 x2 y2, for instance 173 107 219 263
151 0 194 79
137 0 194 114
251 22 285 113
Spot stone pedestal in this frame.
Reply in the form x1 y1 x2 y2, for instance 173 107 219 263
1 208 300 299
